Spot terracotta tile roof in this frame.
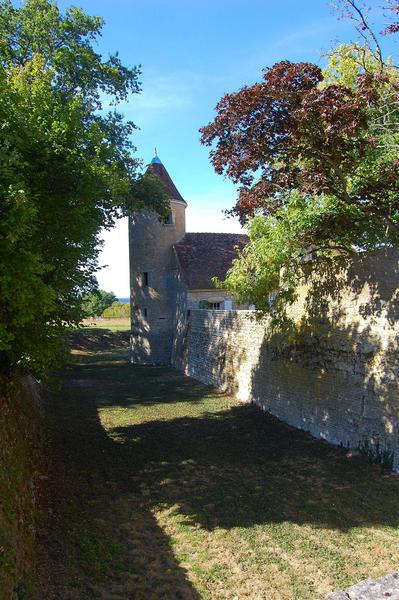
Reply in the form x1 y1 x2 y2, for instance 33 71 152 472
174 232 248 290
147 157 187 206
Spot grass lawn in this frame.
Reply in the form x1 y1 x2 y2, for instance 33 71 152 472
80 317 131 331
40 333 399 600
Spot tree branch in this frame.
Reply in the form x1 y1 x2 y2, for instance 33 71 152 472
340 0 385 68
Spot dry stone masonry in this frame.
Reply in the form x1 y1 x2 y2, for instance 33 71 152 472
172 249 399 472
130 157 398 472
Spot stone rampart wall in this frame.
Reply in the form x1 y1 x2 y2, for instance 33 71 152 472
172 249 399 472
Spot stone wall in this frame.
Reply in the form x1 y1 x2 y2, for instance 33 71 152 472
172 249 399 472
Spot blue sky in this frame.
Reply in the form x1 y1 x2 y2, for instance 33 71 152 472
57 0 395 296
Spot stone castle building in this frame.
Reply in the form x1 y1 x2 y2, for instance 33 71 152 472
128 155 248 364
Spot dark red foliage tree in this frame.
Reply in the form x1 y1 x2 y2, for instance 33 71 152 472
200 59 399 247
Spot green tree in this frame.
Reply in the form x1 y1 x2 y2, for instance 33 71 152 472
82 290 118 318
102 301 130 318
200 8 399 314
0 0 168 379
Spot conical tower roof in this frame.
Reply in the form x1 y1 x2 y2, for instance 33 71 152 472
147 155 187 206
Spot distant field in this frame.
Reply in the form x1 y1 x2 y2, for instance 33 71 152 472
81 318 130 331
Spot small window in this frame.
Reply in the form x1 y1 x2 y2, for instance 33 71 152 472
210 302 221 310
143 307 148 318
143 272 149 286
162 210 175 226
199 300 221 310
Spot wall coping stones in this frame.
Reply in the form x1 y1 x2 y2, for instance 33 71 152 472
325 573 399 600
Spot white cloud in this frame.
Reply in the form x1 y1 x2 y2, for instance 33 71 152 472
187 207 244 234
273 22 334 51
105 71 202 128
228 20 336 84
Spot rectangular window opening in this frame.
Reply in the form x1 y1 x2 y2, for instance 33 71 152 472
162 210 175 226
143 272 149 286
199 300 221 310
210 302 221 310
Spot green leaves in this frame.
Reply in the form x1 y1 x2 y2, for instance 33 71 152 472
82 290 118 318
0 1 159 378
202 41 399 314
0 0 140 104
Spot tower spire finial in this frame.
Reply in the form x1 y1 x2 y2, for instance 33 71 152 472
151 149 162 165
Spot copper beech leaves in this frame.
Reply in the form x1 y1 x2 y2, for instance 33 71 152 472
382 1 399 36
200 60 372 223
200 47 399 311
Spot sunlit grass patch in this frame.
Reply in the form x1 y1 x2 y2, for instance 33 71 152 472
43 336 399 599
81 317 131 331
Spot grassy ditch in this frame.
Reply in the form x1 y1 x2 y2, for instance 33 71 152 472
41 332 399 599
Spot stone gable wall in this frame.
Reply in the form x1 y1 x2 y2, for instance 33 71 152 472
172 249 399 472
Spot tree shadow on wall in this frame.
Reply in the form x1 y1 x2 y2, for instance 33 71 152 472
176 309 251 395
248 247 399 466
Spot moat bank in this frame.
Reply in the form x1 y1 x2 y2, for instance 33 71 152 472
38 339 399 599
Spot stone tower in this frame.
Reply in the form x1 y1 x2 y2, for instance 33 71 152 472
128 155 187 364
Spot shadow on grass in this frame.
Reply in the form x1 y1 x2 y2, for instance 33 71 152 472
111 406 399 533
43 345 399 598
65 350 215 408
43 351 202 599
66 329 130 352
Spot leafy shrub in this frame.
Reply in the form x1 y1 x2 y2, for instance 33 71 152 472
82 291 118 318
102 302 130 319
0 0 168 378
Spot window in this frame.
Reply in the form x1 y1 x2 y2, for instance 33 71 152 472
162 210 175 226
143 272 149 286
224 299 233 310
199 300 221 310
209 302 221 310
143 307 148 318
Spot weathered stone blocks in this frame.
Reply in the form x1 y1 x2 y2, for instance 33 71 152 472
172 249 399 472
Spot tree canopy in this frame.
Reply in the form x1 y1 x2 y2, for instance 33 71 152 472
200 0 399 313
102 301 130 319
0 0 167 379
82 290 117 318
